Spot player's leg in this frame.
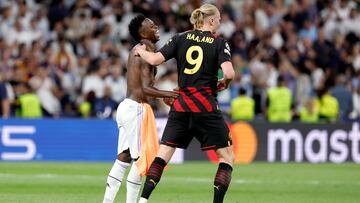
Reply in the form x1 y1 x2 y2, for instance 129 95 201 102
139 112 192 203
194 112 234 203
103 150 132 203
213 146 234 203
126 162 142 203
104 99 138 203
138 145 176 203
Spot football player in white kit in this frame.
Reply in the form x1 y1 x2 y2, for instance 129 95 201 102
102 14 178 203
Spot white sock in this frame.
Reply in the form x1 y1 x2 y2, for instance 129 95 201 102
126 163 142 203
103 160 130 203
138 197 148 203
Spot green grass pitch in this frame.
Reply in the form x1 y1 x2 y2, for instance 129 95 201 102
0 162 359 203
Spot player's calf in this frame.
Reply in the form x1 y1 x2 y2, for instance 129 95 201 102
139 157 167 201
103 160 131 203
213 162 233 203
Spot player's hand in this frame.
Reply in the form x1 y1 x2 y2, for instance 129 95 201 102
163 97 174 106
217 78 227 92
163 90 179 99
134 44 146 56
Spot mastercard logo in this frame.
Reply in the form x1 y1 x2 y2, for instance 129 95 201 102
207 122 257 164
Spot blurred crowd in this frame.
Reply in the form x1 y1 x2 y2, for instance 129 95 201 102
0 0 359 122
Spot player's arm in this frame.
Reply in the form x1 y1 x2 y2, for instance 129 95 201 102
136 39 166 66
136 49 165 66
221 61 235 85
143 85 178 99
142 72 178 98
217 39 235 91
136 34 178 66
141 62 178 99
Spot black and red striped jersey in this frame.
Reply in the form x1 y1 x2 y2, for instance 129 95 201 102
159 30 232 112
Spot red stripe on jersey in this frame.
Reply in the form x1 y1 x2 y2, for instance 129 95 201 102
173 99 185 112
187 87 213 112
202 145 217 150
180 90 201 112
211 33 218 38
204 87 213 95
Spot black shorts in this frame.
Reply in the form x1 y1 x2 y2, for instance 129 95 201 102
161 111 232 151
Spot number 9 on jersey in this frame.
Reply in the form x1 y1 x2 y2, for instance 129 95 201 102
184 46 203 75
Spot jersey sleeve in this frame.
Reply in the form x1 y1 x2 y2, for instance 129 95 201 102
159 34 179 61
217 38 232 67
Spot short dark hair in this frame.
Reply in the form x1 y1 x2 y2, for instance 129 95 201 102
277 75 285 85
128 14 146 42
239 87 246 95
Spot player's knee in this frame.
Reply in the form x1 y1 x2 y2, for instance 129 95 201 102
117 150 132 163
228 151 235 164
217 148 235 165
157 145 176 163
221 155 234 165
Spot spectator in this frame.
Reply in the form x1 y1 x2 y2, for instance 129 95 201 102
267 76 292 122
155 70 178 116
79 90 95 118
104 59 127 103
298 19 318 42
317 87 339 122
230 87 255 122
331 74 353 120
29 66 61 117
94 86 117 119
304 58 325 91
293 64 312 111
350 91 360 120
218 12 236 39
82 58 107 98
15 82 42 118
351 44 360 72
0 74 10 118
0 0 357 121
313 29 334 69
349 73 360 121
300 98 319 123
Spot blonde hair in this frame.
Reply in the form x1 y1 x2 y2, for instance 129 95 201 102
190 4 219 29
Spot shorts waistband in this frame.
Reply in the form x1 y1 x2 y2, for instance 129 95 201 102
123 98 141 105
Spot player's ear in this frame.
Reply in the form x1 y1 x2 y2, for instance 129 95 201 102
138 26 147 39
139 30 147 39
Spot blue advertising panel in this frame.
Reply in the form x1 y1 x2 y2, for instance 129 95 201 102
1 119 358 163
0 119 118 161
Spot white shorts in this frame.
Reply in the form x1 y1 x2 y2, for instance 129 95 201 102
116 98 145 159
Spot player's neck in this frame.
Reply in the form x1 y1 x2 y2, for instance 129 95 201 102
197 26 215 34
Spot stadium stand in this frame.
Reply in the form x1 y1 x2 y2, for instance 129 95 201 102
0 0 359 122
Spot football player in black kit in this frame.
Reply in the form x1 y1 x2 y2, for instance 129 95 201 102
135 4 235 203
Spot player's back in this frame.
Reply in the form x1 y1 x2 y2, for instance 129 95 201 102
160 30 231 112
175 30 223 90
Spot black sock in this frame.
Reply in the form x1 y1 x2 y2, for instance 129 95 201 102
213 162 233 203
141 157 167 199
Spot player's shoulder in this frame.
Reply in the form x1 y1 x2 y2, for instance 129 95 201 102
215 35 230 48
213 34 227 43
140 39 156 52
164 31 192 45
175 30 196 40
178 30 193 37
